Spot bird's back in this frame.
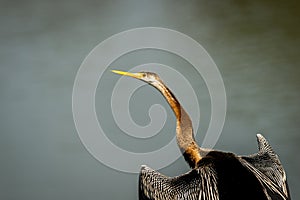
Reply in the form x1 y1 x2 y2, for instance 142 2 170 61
201 151 268 200
139 151 268 200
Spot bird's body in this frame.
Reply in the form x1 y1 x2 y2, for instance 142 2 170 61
139 139 290 200
112 70 291 200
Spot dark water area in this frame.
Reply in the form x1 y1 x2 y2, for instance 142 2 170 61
0 1 299 199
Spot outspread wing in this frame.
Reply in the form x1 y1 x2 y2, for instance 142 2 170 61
139 165 219 200
239 134 291 200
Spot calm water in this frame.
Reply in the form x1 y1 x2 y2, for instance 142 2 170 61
0 0 299 199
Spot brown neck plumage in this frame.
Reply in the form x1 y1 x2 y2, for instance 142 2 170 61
152 81 202 168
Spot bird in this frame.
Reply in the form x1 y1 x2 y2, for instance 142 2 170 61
111 70 291 200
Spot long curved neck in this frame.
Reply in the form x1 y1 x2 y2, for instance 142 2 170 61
152 81 203 168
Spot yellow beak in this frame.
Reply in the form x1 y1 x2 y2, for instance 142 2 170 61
111 70 144 79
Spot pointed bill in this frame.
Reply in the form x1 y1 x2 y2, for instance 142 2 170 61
111 70 144 79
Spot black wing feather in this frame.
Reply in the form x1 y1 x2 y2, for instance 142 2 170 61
139 165 219 200
240 134 291 200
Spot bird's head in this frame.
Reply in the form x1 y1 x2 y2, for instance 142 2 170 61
111 70 162 86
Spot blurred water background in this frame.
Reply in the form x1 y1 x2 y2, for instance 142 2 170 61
0 0 299 199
